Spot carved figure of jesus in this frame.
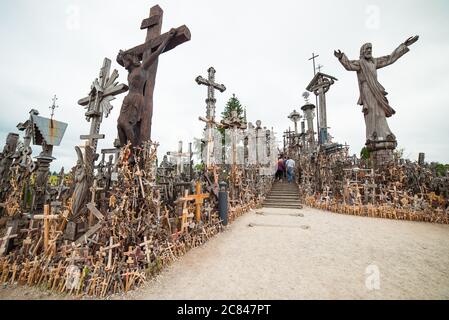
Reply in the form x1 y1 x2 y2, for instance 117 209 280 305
117 28 177 147
334 36 419 146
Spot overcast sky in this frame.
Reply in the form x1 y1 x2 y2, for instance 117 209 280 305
1 0 448 171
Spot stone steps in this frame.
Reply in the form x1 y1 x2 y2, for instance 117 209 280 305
263 182 302 209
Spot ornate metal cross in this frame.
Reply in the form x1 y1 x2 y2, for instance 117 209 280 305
196 67 226 122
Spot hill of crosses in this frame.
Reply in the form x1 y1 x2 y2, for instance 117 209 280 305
0 5 447 298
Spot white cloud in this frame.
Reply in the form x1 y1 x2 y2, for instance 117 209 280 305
0 0 448 171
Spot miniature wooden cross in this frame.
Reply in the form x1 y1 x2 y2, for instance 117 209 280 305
177 189 193 232
0 226 18 256
20 220 38 247
204 202 214 222
181 182 210 223
139 236 153 264
135 164 146 198
100 236 120 270
78 58 128 155
118 5 191 141
124 246 135 265
74 206 104 245
88 179 104 226
32 204 59 250
101 147 121 180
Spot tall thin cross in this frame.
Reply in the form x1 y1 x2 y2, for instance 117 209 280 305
308 52 320 76
308 52 320 143
196 67 226 122
117 5 191 142
78 58 128 156
49 95 59 120
196 67 226 169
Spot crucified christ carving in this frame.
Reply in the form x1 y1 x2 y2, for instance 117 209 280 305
117 28 177 147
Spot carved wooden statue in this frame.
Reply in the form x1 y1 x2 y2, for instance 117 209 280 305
116 5 191 147
116 29 176 147
334 36 419 153
0 133 19 200
71 145 94 218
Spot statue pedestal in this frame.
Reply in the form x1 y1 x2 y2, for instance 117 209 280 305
366 139 397 167
370 149 394 166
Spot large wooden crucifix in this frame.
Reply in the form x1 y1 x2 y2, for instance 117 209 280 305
116 5 191 146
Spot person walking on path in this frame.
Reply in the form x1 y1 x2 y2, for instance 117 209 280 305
275 158 285 181
285 157 296 183
283 156 287 179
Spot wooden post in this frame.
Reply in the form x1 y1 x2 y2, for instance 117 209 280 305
0 226 18 256
44 205 50 251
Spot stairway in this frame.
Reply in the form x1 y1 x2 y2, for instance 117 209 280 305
263 181 303 209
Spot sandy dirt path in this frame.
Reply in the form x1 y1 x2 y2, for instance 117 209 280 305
124 207 449 300
1 207 449 300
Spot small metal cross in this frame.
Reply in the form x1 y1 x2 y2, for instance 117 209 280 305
308 52 320 76
49 95 59 120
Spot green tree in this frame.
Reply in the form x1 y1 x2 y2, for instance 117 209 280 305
221 93 246 122
434 163 449 176
219 94 247 165
360 147 370 160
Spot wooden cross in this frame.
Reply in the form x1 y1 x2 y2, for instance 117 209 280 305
204 202 214 222
139 236 153 264
88 179 104 226
32 204 59 250
0 226 18 256
177 189 193 232
181 181 210 223
101 148 121 182
135 164 146 198
78 58 128 155
118 5 191 142
167 141 191 175
74 204 105 245
100 236 120 270
154 190 161 221
20 221 38 250
124 246 135 265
